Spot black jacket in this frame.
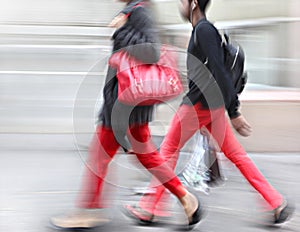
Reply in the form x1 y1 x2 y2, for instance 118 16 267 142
182 18 240 119
99 0 160 148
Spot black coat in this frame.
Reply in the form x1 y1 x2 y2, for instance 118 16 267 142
182 18 240 118
98 0 160 148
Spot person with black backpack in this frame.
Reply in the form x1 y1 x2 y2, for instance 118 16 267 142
123 0 294 226
182 31 249 190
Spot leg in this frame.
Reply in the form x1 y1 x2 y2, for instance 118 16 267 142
127 123 187 198
207 110 283 210
127 123 203 228
77 125 120 208
50 125 121 229
136 104 218 216
138 104 200 215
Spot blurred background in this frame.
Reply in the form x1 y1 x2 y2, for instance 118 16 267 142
0 0 299 152
0 1 299 232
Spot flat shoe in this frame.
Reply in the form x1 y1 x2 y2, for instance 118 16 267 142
188 194 204 230
121 204 154 225
273 200 295 224
177 194 204 231
49 209 110 230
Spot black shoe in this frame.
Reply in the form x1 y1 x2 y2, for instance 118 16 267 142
273 200 295 224
183 194 204 231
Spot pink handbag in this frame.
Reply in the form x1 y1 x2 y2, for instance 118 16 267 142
109 45 183 106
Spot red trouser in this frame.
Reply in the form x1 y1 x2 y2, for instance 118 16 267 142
139 103 283 214
77 123 186 209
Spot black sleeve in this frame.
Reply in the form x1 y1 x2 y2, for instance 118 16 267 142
195 24 240 117
114 6 160 64
227 95 241 118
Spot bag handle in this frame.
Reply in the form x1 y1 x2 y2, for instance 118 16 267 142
124 2 146 18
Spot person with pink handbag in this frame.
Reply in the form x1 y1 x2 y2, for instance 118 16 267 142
50 0 202 230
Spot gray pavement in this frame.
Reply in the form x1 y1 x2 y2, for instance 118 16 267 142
0 134 299 232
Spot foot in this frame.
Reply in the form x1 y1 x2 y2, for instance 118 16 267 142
122 204 154 225
50 209 110 229
273 200 295 224
180 192 204 230
122 204 172 225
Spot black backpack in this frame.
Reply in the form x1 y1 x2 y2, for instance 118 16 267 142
222 33 248 94
194 23 248 94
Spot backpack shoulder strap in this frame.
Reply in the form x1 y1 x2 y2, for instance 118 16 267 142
193 21 207 47
193 21 212 65
194 20 219 47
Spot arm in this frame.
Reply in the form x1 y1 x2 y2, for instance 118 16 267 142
196 24 252 136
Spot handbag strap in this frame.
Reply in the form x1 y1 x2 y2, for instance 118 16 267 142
124 1 146 18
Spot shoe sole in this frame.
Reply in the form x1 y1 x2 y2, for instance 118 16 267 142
49 219 109 231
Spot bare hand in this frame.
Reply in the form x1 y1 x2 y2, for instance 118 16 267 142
200 126 209 137
109 13 127 28
231 115 252 137
200 126 220 151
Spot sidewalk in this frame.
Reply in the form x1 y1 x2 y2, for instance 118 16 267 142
0 135 299 232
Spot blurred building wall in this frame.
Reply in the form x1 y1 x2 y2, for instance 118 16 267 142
154 0 291 24
0 0 299 88
154 0 300 88
0 0 122 26
0 0 300 87
0 0 298 25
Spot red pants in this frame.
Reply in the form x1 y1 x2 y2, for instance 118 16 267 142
138 103 283 215
77 123 186 208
